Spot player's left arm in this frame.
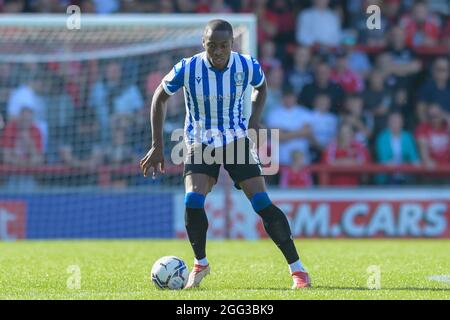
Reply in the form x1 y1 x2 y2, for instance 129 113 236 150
248 78 267 131
140 58 185 178
248 57 267 131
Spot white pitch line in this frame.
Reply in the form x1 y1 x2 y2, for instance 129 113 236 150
0 291 151 299
427 275 450 283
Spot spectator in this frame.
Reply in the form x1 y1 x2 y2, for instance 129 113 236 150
416 57 450 123
259 40 282 74
362 70 393 135
175 0 195 13
121 0 147 13
373 52 400 89
266 86 313 165
427 0 450 15
309 93 338 157
391 87 414 130
89 61 145 144
443 17 450 47
131 104 151 157
79 0 96 13
1 107 44 191
322 123 371 186
399 0 441 47
298 62 345 113
1 0 25 12
210 0 233 13
146 55 173 94
341 94 373 145
296 0 342 47
279 150 313 188
29 0 66 13
341 34 372 78
158 0 176 13
376 112 420 184
330 49 364 93
0 63 16 121
285 45 313 96
7 73 49 151
265 0 296 48
247 0 278 44
91 0 120 14
58 107 103 185
45 74 75 163
263 65 284 123
383 0 403 27
415 103 450 168
239 0 256 12
384 26 422 88
47 60 84 108
7 73 46 125
103 114 137 187
196 0 232 13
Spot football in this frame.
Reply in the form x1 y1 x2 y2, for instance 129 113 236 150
151 256 189 290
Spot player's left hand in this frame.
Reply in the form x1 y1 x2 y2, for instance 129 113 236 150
140 145 165 179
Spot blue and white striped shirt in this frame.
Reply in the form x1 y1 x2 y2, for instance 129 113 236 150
161 51 265 147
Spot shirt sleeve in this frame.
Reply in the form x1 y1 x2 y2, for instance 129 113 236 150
250 56 265 88
161 59 185 95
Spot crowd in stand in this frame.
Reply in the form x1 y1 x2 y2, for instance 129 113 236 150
0 0 449 188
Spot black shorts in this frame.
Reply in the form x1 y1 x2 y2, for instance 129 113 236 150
183 137 262 189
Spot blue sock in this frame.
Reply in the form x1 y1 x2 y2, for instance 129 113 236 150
250 192 272 212
185 192 205 209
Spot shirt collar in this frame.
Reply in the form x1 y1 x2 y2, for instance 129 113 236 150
202 51 234 72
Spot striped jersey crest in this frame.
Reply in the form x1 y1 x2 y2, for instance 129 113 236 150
161 51 265 147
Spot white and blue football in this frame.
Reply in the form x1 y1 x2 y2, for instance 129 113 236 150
151 256 189 290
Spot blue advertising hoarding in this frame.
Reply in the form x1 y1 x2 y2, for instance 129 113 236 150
0 193 173 239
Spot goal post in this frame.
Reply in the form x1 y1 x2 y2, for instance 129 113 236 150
0 14 257 62
0 14 257 239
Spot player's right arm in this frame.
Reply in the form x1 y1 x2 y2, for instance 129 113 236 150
140 59 186 179
140 84 171 178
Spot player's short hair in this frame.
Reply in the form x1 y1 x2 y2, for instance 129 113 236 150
204 19 233 38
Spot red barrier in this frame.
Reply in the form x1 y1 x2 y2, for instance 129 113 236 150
0 163 449 186
305 164 450 186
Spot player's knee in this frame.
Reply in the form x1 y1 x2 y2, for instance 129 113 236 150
250 192 272 213
185 192 206 209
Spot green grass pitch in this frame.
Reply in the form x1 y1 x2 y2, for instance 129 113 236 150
0 239 449 300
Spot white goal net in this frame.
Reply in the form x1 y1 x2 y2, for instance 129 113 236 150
0 14 256 239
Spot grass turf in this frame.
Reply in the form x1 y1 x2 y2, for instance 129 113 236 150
0 239 449 300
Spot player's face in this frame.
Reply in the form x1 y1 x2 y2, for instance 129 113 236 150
203 30 233 70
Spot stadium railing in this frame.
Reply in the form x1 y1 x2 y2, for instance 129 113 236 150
307 164 450 186
1 163 449 187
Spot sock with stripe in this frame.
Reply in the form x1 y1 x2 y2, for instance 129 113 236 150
251 192 301 265
185 192 208 262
